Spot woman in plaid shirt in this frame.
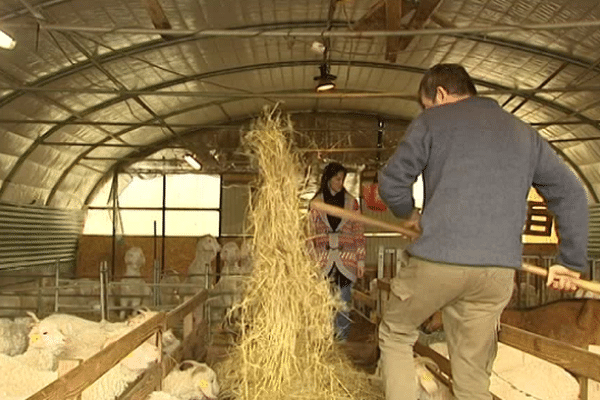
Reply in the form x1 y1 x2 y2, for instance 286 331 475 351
309 162 366 341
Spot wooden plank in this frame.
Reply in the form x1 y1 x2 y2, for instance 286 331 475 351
140 0 172 31
352 289 377 309
27 312 166 400
353 0 418 31
377 277 390 292
396 0 443 50
385 0 402 62
499 324 600 382
118 363 162 400
166 289 208 327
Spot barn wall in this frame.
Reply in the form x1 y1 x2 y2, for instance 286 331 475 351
0 201 84 272
76 235 215 280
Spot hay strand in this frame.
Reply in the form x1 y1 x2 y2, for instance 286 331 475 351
214 107 383 400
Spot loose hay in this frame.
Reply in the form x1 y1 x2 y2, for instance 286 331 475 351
214 107 383 400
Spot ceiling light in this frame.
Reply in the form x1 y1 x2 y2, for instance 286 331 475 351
310 41 326 54
314 63 337 92
0 30 16 50
183 153 202 170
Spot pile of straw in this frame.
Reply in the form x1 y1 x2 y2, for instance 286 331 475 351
214 107 383 400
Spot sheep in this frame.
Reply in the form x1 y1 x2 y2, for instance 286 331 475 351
0 316 34 356
148 360 220 400
210 242 245 325
125 309 181 356
80 337 160 400
117 246 152 319
239 240 253 276
27 312 129 360
183 235 221 296
374 356 454 400
160 269 184 306
0 319 161 400
428 341 579 400
0 353 58 399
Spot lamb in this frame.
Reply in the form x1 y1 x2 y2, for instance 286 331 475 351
148 360 220 400
117 246 152 319
0 316 34 356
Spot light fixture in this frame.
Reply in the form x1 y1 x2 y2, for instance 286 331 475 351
0 30 16 50
183 153 202 170
314 63 337 92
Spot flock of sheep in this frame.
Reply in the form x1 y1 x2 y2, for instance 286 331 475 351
0 310 219 400
0 234 256 400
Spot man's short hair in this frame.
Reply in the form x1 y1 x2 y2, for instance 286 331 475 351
419 64 477 103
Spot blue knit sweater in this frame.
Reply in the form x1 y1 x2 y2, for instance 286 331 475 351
379 96 589 273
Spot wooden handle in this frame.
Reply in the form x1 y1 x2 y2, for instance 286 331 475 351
523 263 600 295
310 200 420 239
311 200 600 295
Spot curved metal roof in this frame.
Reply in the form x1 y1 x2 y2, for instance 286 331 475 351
1 0 600 208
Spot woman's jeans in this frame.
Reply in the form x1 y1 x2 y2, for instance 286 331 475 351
329 266 353 340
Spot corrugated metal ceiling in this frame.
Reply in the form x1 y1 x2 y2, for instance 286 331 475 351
1 0 600 208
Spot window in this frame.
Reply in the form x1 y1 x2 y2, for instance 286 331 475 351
83 174 220 236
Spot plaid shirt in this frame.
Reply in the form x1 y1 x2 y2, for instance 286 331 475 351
309 192 366 282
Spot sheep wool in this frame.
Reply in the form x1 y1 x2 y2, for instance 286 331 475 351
0 318 32 356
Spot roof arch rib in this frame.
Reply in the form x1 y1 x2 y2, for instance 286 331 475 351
2 20 600 109
0 60 600 206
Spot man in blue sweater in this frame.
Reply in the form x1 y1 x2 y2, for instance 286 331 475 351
378 64 588 400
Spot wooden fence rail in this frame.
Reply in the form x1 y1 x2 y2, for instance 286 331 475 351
26 289 209 400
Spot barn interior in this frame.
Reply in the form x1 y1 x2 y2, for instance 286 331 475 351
1 0 600 399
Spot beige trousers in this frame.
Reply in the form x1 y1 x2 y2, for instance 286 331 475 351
379 256 514 400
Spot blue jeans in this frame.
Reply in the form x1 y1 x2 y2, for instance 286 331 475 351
330 266 353 340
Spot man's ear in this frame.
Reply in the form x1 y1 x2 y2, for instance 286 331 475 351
436 86 449 103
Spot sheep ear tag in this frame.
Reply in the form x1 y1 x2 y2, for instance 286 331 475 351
198 379 209 390
30 333 40 343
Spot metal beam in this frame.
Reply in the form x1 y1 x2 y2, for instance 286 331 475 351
9 60 598 205
6 19 600 36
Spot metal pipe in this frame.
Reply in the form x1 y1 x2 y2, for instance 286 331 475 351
99 261 108 321
4 85 600 96
54 261 60 313
5 20 600 36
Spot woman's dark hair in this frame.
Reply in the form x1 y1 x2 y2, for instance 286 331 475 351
419 64 477 103
314 162 347 197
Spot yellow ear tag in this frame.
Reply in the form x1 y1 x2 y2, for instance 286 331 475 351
198 379 209 390
30 334 40 343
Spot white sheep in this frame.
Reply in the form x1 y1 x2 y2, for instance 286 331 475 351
0 324 160 400
0 316 33 356
80 338 160 400
374 356 454 400
148 360 220 400
239 240 253 276
27 312 129 360
0 353 58 399
184 235 221 294
118 246 152 319
160 269 184 306
211 242 245 324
